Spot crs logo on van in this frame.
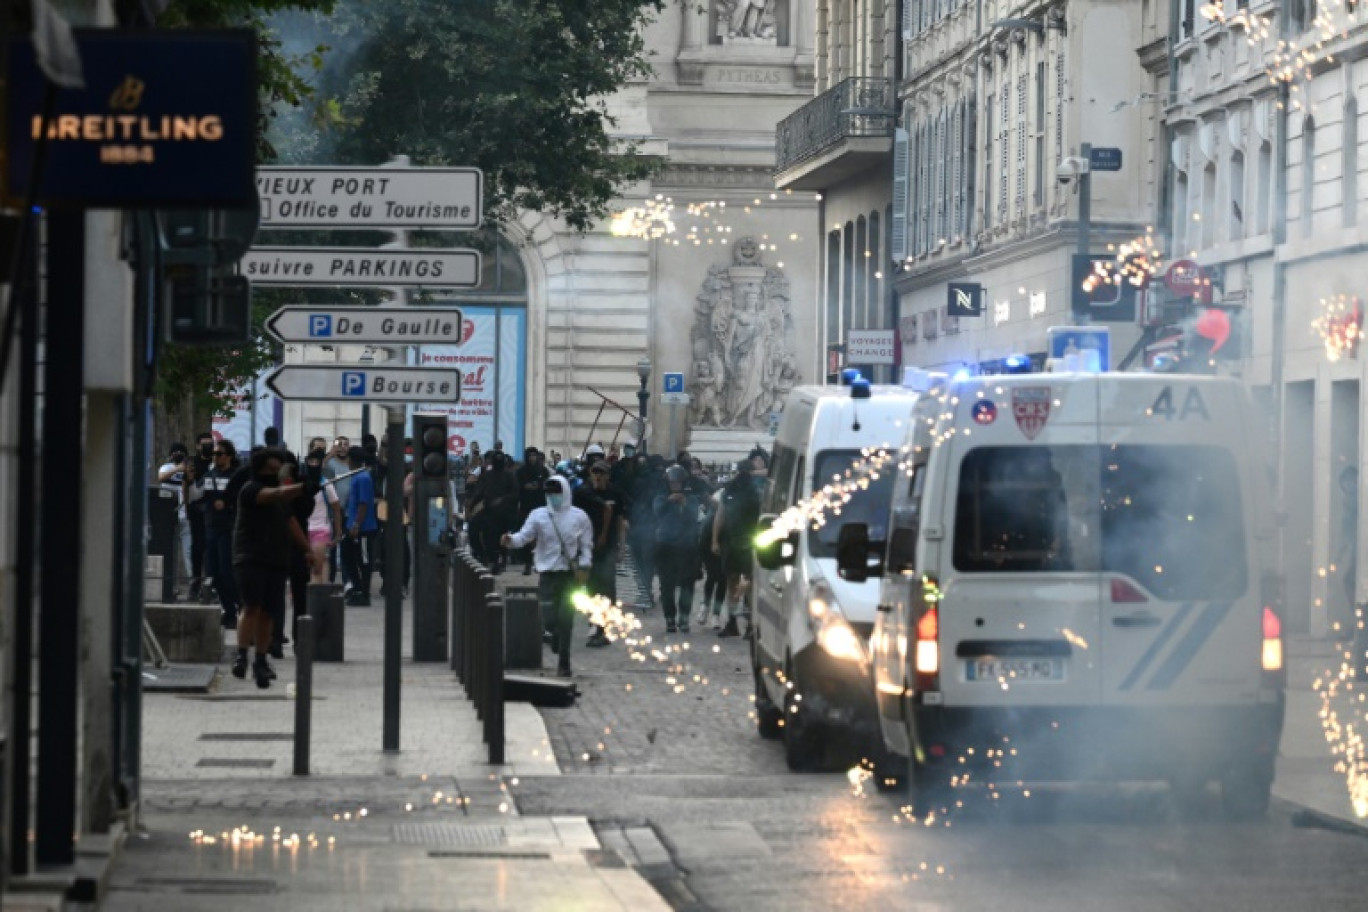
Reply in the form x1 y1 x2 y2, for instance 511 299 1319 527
1011 387 1051 440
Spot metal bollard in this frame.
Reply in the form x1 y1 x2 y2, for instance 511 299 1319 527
293 615 315 776
487 593 505 764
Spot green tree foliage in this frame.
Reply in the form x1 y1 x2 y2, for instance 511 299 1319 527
314 0 666 230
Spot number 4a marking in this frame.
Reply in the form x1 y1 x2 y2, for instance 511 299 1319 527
1149 386 1210 421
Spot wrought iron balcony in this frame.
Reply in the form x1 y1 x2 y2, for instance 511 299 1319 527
775 77 895 174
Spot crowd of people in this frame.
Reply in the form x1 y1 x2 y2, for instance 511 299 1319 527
473 441 770 677
156 426 768 683
157 430 414 688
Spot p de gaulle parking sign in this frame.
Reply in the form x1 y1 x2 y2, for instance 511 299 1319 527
4 30 257 208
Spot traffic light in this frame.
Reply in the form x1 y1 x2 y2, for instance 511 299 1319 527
413 413 449 478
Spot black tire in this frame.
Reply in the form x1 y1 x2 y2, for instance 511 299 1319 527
870 743 908 792
783 675 822 772
753 647 783 741
1220 765 1272 820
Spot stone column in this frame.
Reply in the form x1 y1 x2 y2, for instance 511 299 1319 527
681 0 707 49
794 0 817 89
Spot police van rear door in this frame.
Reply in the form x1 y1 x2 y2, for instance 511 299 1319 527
1096 376 1259 707
936 376 1105 709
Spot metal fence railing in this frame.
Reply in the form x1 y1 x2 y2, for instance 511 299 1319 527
775 76 895 173
451 549 505 764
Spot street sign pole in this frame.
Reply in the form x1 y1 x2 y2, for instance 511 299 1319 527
383 408 404 752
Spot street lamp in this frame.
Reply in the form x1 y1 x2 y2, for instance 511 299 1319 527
636 356 651 454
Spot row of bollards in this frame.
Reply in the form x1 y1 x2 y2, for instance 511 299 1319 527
451 550 505 764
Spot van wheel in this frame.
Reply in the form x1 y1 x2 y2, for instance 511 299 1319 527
1220 765 1272 820
870 744 908 792
783 682 821 772
752 648 782 740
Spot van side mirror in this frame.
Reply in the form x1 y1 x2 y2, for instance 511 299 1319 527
836 523 884 582
754 514 799 570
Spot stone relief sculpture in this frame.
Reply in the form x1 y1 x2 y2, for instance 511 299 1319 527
689 238 799 429
717 0 777 42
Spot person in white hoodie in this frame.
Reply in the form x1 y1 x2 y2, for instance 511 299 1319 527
502 475 594 677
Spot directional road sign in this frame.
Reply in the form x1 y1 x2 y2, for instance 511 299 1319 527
241 247 481 287
265 306 466 345
264 366 461 402
256 167 483 229
662 372 685 394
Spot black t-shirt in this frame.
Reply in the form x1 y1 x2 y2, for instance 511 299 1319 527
233 479 293 570
588 483 630 550
573 487 608 549
199 466 239 535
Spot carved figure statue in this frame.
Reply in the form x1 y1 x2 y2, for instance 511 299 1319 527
720 0 776 40
687 237 799 429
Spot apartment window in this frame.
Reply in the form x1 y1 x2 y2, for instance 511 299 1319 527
999 83 1009 221
854 216 868 329
1182 0 1195 38
1345 96 1358 228
1015 75 1028 212
1201 163 1217 248
1055 53 1066 167
952 100 965 238
1034 62 1047 206
843 222 855 330
984 92 994 230
1174 169 1190 253
1303 116 1316 238
965 94 977 238
827 231 841 348
1256 140 1272 236
867 211 881 329
1230 150 1246 239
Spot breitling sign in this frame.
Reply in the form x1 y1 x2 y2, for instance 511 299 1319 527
4 30 256 208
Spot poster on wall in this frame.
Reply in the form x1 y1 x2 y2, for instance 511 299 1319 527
416 305 525 458
212 365 282 451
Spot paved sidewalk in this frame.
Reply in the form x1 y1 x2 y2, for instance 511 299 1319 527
96 594 670 911
1273 635 1368 832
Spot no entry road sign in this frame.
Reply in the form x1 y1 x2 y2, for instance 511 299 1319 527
265 306 466 345
241 247 481 287
265 366 461 402
256 167 482 229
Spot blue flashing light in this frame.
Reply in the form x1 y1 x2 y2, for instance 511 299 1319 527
850 378 872 400
1003 354 1032 374
840 368 863 387
951 368 973 382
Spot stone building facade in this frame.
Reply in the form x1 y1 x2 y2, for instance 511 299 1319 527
280 2 821 465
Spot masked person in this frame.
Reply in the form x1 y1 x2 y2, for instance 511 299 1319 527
654 465 703 634
476 450 519 573
232 448 315 687
342 446 380 605
516 447 551 574
199 440 240 628
713 459 762 638
580 460 631 648
502 476 593 677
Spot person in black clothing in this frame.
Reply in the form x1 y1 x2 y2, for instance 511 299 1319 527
186 431 216 599
199 440 240 629
276 449 326 656
628 454 664 610
675 450 714 498
654 465 702 633
232 448 315 688
475 450 520 573
713 459 762 638
515 447 551 574
580 460 631 647
695 491 726 630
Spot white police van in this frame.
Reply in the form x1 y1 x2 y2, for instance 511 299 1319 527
752 375 933 772
841 372 1285 815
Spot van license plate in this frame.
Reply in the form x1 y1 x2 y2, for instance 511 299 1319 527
966 659 1063 681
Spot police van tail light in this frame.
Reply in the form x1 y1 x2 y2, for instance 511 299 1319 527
1261 606 1283 674
915 607 940 678
1110 578 1148 603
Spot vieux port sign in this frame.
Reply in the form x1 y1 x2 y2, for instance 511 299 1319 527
4 30 256 208
256 167 482 229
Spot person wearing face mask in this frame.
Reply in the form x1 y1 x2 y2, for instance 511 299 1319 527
232 447 316 687
186 431 216 599
502 476 593 677
475 450 519 574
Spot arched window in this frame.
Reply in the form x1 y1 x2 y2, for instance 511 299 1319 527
1230 150 1246 239
867 211 881 329
1256 140 1272 235
854 216 868 330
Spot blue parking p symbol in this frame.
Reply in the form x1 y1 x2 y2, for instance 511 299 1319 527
341 371 366 397
309 315 333 337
